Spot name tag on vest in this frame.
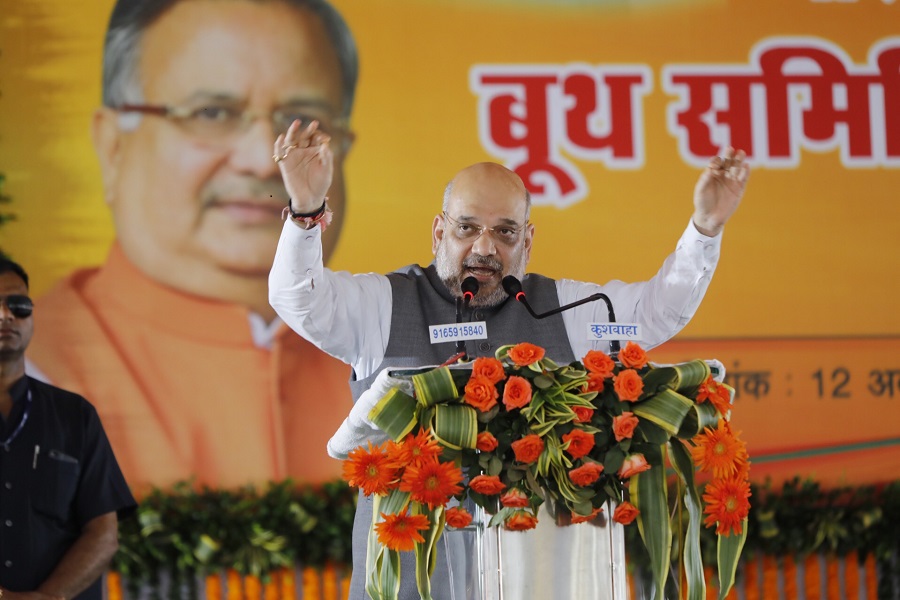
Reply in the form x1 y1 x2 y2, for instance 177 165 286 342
429 321 489 344
586 323 642 341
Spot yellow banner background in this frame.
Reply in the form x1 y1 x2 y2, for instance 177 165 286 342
1 0 898 488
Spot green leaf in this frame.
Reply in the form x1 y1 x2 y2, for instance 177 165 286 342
670 441 706 600
412 367 459 407
369 388 418 441
413 504 445 600
632 452 672 600
632 388 694 435
432 404 477 450
717 520 748 599
677 401 720 439
533 374 555 389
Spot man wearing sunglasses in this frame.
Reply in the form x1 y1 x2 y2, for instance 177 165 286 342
0 259 135 600
269 120 749 598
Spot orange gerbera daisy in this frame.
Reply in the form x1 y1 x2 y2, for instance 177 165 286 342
390 429 443 467
691 420 749 478
696 376 733 417
342 441 399 496
399 457 464 509
374 511 431 552
702 475 752 536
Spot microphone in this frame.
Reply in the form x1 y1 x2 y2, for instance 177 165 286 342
454 277 480 361
502 275 621 355
461 276 479 309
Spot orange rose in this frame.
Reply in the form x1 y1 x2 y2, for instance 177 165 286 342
476 431 499 452
445 507 473 529
568 462 604 486
507 343 545 367
618 342 649 369
582 373 606 394
505 510 539 531
572 405 594 424
464 375 499 412
502 376 533 410
612 411 640 441
511 434 544 464
571 506 604 524
472 357 506 384
561 429 595 459
469 474 506 495
613 369 644 402
618 453 652 479
500 488 530 508
613 501 640 525
582 349 615 378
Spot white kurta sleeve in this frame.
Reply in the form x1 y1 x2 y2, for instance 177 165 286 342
269 220 392 378
559 220 722 359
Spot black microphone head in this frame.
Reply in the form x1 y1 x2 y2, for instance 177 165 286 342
501 275 523 297
461 276 479 300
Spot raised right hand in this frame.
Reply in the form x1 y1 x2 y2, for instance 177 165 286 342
273 119 334 213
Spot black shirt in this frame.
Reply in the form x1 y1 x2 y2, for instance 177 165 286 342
0 376 136 600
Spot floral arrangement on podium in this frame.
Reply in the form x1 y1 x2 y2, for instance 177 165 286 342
342 342 751 600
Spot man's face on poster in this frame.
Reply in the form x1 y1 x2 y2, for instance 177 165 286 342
94 0 350 306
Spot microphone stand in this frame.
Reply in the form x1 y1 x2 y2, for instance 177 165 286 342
503 276 621 357
454 296 469 361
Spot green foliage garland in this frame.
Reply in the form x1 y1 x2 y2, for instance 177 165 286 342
114 477 900 597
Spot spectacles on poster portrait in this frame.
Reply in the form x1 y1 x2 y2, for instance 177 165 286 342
113 101 351 153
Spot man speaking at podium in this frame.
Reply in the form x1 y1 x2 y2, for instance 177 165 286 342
269 120 749 599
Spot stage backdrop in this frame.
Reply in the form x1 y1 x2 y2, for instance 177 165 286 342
1 0 898 490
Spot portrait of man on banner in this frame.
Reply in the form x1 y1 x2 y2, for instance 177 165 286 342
24 0 359 491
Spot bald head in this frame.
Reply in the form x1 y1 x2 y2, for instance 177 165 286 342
433 162 534 308
443 163 531 222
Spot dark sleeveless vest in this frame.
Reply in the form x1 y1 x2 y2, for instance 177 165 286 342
349 264 576 402
347 264 577 599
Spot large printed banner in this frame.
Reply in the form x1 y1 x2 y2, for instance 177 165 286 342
1 0 898 492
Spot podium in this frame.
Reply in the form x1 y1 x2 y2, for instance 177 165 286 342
441 501 627 599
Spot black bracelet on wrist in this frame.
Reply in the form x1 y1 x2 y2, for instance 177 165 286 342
287 198 327 219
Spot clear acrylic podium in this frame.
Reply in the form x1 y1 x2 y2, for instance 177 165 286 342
440 500 627 600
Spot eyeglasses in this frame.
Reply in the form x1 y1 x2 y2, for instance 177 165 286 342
442 212 527 246
0 295 33 319
114 102 349 147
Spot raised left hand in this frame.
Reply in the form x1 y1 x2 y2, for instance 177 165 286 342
692 147 750 237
